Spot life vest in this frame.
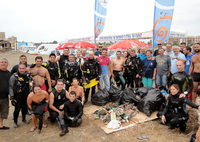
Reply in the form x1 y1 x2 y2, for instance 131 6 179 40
64 62 79 79
59 54 69 73
84 59 99 76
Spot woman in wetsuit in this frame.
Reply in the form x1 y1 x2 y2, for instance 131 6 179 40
157 84 200 133
69 78 85 105
27 84 49 133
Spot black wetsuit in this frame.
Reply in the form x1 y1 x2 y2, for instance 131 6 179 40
63 62 79 91
171 71 193 94
75 57 83 84
58 54 69 77
45 60 59 91
83 58 102 103
11 63 30 75
63 99 83 127
157 93 199 131
9 72 33 124
125 56 142 88
49 89 67 122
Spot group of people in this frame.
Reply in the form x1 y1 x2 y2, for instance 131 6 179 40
0 42 200 135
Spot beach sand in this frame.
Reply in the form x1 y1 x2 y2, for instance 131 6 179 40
0 51 194 142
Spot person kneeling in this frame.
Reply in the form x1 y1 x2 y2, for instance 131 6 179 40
157 84 200 133
59 91 83 136
27 84 49 133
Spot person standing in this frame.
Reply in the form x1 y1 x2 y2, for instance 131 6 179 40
9 64 33 128
153 42 163 57
183 46 193 74
11 55 30 75
155 48 171 88
0 58 10 130
189 43 200 103
111 51 125 89
122 51 128 87
164 43 174 59
94 44 103 57
81 49 88 62
180 42 186 54
97 49 110 91
75 50 83 84
136 46 141 55
125 49 142 88
83 51 101 103
55 47 70 78
142 50 157 87
137 47 152 61
171 46 186 74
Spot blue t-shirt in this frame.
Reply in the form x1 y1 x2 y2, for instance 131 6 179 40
171 52 186 74
142 58 157 78
164 51 175 59
192 52 196 55
94 51 102 57
185 54 193 74
137 53 153 61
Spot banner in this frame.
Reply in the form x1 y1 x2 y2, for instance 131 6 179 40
94 0 108 41
153 0 175 49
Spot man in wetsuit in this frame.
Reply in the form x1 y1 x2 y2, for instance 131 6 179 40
9 64 33 128
63 54 79 91
11 55 30 75
45 53 60 91
111 51 125 89
29 56 52 92
49 79 69 124
125 49 142 88
58 91 83 136
170 61 193 99
189 43 200 103
75 50 83 84
0 58 10 130
55 47 70 78
83 51 102 103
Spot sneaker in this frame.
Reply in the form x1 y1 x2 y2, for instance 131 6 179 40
13 122 18 128
22 119 30 124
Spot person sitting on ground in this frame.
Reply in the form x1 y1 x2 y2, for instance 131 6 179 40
27 84 49 133
49 79 69 123
58 91 83 136
69 78 85 105
157 84 200 133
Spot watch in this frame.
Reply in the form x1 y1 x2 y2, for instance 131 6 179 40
184 91 188 95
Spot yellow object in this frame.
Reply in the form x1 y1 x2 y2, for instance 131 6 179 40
83 78 99 89
18 77 24 81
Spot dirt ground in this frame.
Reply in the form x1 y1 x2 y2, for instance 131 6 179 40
0 51 195 142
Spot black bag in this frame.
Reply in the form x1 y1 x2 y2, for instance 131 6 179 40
121 87 141 104
137 89 165 117
91 89 110 106
137 87 153 98
109 85 122 104
141 60 152 77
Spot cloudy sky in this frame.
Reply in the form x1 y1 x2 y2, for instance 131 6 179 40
0 0 199 43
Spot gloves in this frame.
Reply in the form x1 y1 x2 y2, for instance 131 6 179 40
96 76 101 81
72 117 78 123
10 96 17 106
86 78 90 84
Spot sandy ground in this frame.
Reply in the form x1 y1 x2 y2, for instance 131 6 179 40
0 51 195 142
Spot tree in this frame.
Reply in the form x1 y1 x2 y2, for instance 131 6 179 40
52 40 58 44
173 41 178 46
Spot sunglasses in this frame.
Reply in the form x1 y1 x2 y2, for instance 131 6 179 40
99 46 102 48
157 44 162 45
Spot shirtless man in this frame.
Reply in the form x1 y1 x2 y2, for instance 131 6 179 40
111 51 125 88
29 56 52 93
189 43 200 103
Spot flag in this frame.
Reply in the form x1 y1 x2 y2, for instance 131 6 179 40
94 0 108 40
153 0 175 49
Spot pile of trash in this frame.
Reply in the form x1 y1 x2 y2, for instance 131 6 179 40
93 103 139 129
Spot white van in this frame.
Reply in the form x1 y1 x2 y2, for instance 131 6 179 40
29 44 59 55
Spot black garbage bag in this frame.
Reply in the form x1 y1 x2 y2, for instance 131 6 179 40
121 87 141 104
137 88 165 117
109 85 122 104
91 89 110 106
137 87 153 98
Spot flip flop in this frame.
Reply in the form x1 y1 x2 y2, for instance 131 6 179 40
30 127 37 132
42 124 48 128
0 126 10 130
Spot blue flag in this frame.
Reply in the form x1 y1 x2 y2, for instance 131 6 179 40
153 0 175 49
94 0 108 40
